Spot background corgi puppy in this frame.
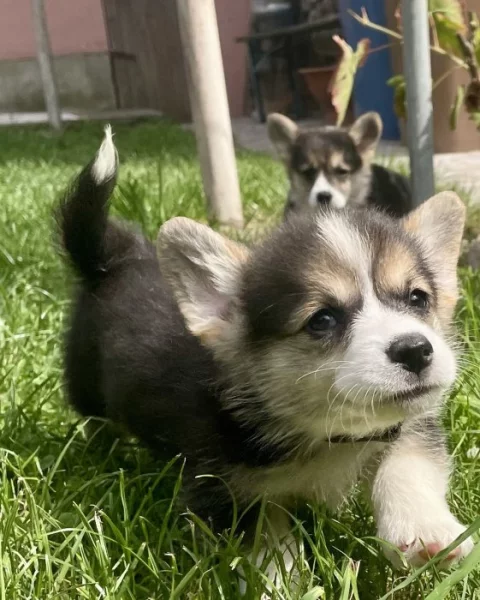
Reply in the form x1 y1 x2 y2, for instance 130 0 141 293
268 112 413 219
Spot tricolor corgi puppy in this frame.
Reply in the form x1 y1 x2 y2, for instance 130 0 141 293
268 112 413 219
58 128 472 594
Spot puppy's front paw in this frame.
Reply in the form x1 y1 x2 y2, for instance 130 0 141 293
379 514 474 569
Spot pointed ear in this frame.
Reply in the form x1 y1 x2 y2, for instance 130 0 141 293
157 217 249 346
349 112 382 161
403 192 466 317
267 113 298 161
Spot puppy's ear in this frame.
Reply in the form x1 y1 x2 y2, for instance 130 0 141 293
157 217 249 346
267 113 298 161
403 191 466 319
349 112 382 161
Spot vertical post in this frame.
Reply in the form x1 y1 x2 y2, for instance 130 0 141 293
177 0 244 228
402 0 435 205
31 0 62 131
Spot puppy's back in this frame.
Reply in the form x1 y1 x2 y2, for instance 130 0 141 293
59 128 217 455
368 164 412 217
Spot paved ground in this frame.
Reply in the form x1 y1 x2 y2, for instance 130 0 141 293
231 116 480 202
0 109 163 126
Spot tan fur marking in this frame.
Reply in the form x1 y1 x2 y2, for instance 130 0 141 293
198 322 225 345
306 153 319 169
403 212 421 234
291 280 358 331
285 263 359 332
436 291 459 326
308 269 358 300
225 239 249 263
376 243 420 292
329 151 348 171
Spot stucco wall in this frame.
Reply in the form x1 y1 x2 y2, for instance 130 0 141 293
0 0 108 60
0 0 251 117
215 0 251 118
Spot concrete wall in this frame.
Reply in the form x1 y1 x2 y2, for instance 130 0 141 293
0 53 116 111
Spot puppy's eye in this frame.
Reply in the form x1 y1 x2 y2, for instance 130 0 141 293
333 166 349 177
409 288 429 309
300 165 317 179
306 309 338 335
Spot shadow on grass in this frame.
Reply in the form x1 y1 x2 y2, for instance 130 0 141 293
0 118 198 167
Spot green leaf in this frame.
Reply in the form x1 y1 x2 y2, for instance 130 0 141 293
424 539 480 600
429 0 466 57
300 587 325 600
470 110 480 128
450 84 465 129
429 0 464 27
330 36 371 125
387 74 407 119
471 13 480 65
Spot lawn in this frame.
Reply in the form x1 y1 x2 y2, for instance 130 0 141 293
0 119 479 600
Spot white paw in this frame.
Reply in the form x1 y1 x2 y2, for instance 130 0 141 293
379 514 474 569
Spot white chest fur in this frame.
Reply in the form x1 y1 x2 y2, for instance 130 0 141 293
230 441 387 509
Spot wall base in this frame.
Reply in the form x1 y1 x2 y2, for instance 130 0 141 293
0 52 117 112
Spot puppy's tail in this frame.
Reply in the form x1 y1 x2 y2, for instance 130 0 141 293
58 125 120 281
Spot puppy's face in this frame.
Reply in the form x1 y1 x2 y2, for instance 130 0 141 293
268 112 382 215
158 193 465 442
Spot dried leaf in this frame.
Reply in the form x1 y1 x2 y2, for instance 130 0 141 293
330 36 371 126
464 79 480 113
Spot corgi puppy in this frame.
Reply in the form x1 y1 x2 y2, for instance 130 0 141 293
58 128 472 593
268 112 412 219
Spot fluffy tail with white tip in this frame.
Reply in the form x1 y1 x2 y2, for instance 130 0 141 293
57 125 122 280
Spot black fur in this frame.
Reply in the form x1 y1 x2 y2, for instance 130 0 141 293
58 162 290 530
367 164 412 218
57 154 435 536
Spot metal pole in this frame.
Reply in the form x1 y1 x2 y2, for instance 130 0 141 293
31 0 62 131
402 0 435 205
177 0 243 228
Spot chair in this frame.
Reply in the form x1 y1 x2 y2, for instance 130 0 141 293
237 10 341 122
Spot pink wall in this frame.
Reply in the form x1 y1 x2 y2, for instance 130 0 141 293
0 0 108 61
215 0 251 118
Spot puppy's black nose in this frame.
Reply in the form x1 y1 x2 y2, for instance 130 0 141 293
316 191 332 204
387 334 433 375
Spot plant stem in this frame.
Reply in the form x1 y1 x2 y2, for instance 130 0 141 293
349 8 467 68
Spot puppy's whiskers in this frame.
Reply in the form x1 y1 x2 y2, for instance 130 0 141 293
295 360 352 384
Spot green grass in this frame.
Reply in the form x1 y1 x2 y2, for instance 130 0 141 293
0 119 479 599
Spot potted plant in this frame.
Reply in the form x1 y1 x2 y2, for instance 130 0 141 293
384 0 480 152
335 1 480 152
295 0 343 121
297 64 339 120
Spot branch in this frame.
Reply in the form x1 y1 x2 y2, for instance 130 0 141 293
457 32 479 80
458 10 480 81
349 8 467 68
